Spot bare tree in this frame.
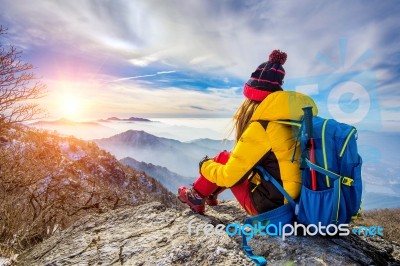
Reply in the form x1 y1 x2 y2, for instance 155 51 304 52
0 25 46 128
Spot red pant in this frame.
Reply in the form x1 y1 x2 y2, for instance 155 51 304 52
193 151 258 215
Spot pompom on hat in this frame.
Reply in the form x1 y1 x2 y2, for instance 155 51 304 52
243 50 287 101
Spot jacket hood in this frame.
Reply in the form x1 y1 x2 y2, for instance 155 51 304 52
251 91 318 121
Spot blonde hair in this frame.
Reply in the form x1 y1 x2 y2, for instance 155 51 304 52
233 99 260 143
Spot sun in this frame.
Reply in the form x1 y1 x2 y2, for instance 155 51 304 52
62 96 82 120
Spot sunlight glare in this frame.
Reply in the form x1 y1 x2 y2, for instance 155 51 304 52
62 96 82 120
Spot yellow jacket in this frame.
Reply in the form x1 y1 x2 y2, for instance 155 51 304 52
200 91 318 208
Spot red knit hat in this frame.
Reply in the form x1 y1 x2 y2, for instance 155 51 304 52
243 50 287 101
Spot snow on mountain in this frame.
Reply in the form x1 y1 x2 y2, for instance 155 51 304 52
0 124 179 255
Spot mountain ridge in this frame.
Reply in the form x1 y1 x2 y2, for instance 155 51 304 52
94 130 233 177
120 156 192 192
31 118 103 127
98 116 152 122
0 124 180 257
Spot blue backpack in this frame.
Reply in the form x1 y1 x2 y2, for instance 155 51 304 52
242 106 363 266
296 107 363 226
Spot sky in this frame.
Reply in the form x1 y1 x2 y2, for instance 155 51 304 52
0 0 399 131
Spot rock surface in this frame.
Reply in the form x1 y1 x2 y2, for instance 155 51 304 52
17 201 400 266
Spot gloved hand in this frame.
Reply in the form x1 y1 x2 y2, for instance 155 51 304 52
199 155 212 174
199 150 231 174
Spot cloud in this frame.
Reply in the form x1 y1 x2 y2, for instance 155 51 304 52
38 74 243 118
0 0 399 124
128 56 158 67
1 1 397 78
189 105 209 111
95 82 243 117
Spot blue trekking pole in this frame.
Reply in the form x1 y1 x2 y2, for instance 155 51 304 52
303 106 317 190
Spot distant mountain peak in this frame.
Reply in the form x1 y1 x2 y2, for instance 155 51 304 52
101 116 152 122
31 118 100 126
106 116 119 121
94 129 233 177
94 130 166 150
115 129 158 138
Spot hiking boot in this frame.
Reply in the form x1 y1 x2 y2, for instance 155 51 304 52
205 194 219 206
177 186 205 214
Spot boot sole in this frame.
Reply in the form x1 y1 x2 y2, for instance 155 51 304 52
177 193 205 215
205 200 218 206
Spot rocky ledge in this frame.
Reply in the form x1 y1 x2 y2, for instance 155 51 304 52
16 201 400 265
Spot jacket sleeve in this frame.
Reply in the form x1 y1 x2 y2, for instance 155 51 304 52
200 121 271 187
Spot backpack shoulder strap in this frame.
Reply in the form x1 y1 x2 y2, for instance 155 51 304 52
274 120 302 127
241 242 267 266
339 127 357 157
255 118 304 164
242 165 296 266
254 165 296 207
256 119 302 128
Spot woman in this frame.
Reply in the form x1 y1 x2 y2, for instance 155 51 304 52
178 50 318 215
